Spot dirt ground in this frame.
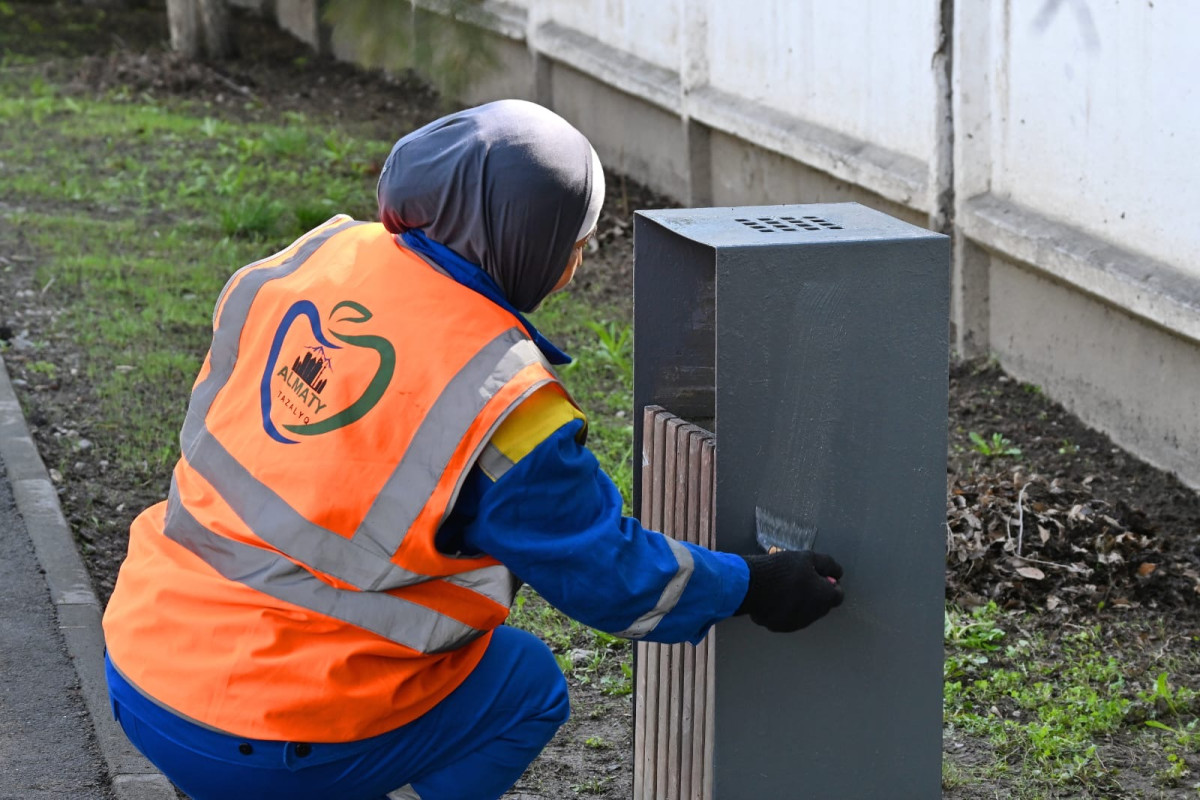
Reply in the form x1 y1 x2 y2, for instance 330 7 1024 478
2 4 1198 799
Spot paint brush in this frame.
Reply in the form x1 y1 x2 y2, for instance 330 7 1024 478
755 506 818 553
755 506 837 582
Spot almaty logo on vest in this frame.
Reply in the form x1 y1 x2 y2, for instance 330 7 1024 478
260 299 396 444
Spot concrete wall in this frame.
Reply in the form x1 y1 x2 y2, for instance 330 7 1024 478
987 1 1198 272
264 0 1200 489
952 0 1200 487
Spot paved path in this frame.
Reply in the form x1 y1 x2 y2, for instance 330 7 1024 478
0 355 175 800
0 452 112 799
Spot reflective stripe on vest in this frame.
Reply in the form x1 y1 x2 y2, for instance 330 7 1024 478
163 483 484 655
167 221 558 654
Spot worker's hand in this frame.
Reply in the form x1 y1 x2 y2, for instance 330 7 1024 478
735 550 844 632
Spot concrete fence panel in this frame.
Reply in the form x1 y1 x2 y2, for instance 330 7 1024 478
263 0 1200 489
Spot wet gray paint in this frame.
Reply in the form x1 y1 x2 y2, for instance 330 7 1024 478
633 203 949 798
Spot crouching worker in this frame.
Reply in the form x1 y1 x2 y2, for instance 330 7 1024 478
101 100 845 800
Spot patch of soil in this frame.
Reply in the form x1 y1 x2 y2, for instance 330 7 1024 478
3 3 1199 799
946 361 1200 624
518 690 633 798
67 42 439 136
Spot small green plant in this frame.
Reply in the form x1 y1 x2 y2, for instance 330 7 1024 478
1139 672 1199 719
27 359 57 378
1145 718 1199 743
944 603 1006 680
584 736 609 750
199 116 222 138
292 199 338 233
321 131 357 165
571 775 613 795
599 660 633 697
260 126 311 159
1152 751 1190 787
945 603 1005 651
1057 439 1079 455
969 431 1021 458
220 194 284 239
585 319 632 385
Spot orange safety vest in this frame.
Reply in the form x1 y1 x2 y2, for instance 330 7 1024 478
103 215 574 742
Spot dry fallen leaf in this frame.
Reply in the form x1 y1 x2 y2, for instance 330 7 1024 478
1137 562 1157 577
1016 566 1046 580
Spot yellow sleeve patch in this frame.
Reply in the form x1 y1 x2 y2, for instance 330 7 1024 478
488 384 586 469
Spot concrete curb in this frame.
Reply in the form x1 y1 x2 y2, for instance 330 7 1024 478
0 354 176 800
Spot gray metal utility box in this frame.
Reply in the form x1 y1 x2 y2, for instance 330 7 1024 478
631 203 948 799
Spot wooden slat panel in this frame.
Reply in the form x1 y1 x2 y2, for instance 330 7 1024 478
691 627 708 800
650 410 670 532
702 437 716 800
657 416 683 800
638 408 672 800
699 436 716 800
665 422 694 800
699 437 715 550
661 417 681 535
679 425 704 800
635 409 718 800
634 406 662 800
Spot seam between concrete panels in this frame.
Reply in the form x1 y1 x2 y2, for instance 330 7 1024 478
960 192 1200 346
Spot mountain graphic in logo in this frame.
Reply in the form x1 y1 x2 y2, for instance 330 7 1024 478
292 347 332 393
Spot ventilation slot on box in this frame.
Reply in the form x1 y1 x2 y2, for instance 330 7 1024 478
734 216 843 233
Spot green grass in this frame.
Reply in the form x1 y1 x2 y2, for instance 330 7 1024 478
0 69 386 469
529 297 636 507
0 61 636 695
0 70 631 486
944 604 1200 794
507 586 632 698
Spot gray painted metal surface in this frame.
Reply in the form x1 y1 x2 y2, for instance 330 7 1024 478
633 203 948 798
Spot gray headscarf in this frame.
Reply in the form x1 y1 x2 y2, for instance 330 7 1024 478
377 99 605 312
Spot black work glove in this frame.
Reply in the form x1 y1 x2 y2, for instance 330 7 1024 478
735 550 845 632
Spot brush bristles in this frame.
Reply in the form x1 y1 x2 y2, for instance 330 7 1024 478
754 506 818 552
